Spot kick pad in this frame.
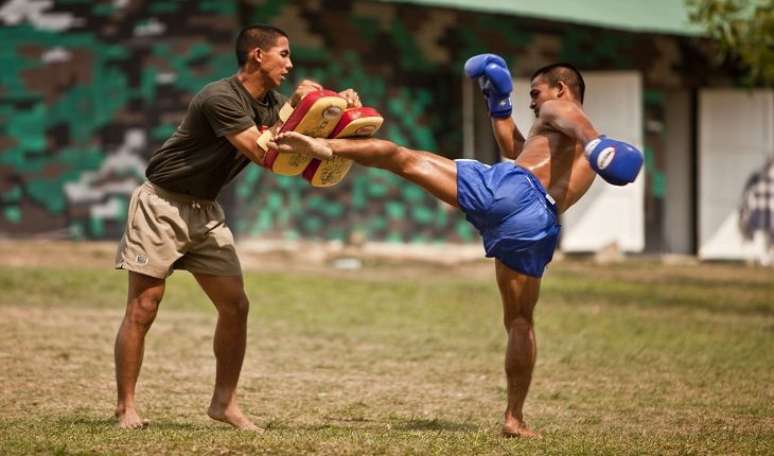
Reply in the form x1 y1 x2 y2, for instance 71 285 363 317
302 107 384 187
261 90 348 176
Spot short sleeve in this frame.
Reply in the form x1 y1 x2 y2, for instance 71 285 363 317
200 95 255 137
252 90 289 127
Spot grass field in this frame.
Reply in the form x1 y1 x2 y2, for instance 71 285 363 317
1 243 773 455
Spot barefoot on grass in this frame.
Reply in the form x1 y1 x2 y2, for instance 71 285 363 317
208 404 264 432
115 408 149 430
502 420 541 439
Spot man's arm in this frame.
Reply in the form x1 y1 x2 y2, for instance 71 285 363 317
537 99 599 144
491 117 526 160
464 54 526 160
539 99 643 186
227 125 274 165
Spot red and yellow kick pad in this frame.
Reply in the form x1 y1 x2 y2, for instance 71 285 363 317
301 106 384 187
259 90 348 176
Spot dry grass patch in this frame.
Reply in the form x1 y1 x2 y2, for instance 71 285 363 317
0 244 772 454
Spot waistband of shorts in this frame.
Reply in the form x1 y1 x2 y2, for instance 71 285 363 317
141 181 216 205
514 165 557 213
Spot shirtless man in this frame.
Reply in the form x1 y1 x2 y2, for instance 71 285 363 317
268 58 643 437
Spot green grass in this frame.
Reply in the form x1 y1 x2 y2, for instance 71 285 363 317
0 258 772 455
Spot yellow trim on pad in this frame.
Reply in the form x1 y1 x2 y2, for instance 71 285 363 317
272 96 348 176
308 115 384 187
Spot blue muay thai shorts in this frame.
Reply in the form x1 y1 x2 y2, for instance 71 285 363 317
456 160 561 277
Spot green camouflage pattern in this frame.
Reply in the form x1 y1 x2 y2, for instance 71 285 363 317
0 0 728 242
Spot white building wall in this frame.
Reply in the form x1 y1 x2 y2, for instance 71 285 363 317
698 89 774 260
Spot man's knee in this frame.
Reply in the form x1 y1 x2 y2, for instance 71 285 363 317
504 315 533 333
127 291 161 328
217 293 250 319
504 316 535 373
234 294 250 318
395 148 438 180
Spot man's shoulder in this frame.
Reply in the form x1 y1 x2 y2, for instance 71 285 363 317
538 99 575 116
193 77 241 104
199 77 235 93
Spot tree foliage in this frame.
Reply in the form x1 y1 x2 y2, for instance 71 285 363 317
687 0 774 86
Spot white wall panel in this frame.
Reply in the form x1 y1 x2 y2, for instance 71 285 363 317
698 90 774 260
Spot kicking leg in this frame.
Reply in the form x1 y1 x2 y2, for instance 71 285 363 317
495 260 542 438
114 271 165 429
193 273 261 431
270 132 460 207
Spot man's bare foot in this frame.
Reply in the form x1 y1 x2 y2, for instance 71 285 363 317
115 407 149 429
269 131 333 160
502 419 541 438
207 403 264 432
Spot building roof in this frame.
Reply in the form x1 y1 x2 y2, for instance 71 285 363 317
378 0 705 36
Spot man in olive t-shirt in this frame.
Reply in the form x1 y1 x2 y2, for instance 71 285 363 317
113 24 360 431
144 75 286 200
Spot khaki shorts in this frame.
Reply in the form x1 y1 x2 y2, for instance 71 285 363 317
115 182 242 279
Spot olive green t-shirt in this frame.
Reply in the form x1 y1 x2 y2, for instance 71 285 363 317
145 76 287 200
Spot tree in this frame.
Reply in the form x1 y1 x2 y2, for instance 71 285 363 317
686 0 773 86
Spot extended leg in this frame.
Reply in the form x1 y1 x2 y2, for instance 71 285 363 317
114 271 165 429
271 132 460 207
193 273 261 431
494 260 542 438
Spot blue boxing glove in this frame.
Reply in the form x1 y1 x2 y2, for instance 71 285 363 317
584 136 644 186
464 53 513 118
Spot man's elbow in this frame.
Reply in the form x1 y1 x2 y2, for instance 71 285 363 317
504 138 524 160
502 150 519 161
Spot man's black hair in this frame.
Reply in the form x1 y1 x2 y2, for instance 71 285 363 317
235 24 288 67
530 63 585 103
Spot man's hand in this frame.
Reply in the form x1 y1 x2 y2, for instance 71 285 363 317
464 53 513 118
289 82 361 109
337 88 362 108
584 136 644 185
289 80 323 107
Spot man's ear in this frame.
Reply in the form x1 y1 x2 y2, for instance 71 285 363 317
556 81 568 99
253 47 263 64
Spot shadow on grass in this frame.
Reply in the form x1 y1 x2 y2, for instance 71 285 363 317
264 417 476 433
392 418 476 432
56 416 202 432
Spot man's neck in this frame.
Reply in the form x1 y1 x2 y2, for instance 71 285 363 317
236 69 270 101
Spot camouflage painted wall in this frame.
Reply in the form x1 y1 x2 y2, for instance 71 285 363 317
0 0 727 242
1 0 242 239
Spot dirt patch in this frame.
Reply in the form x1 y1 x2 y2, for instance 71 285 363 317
0 240 495 282
1 240 770 285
